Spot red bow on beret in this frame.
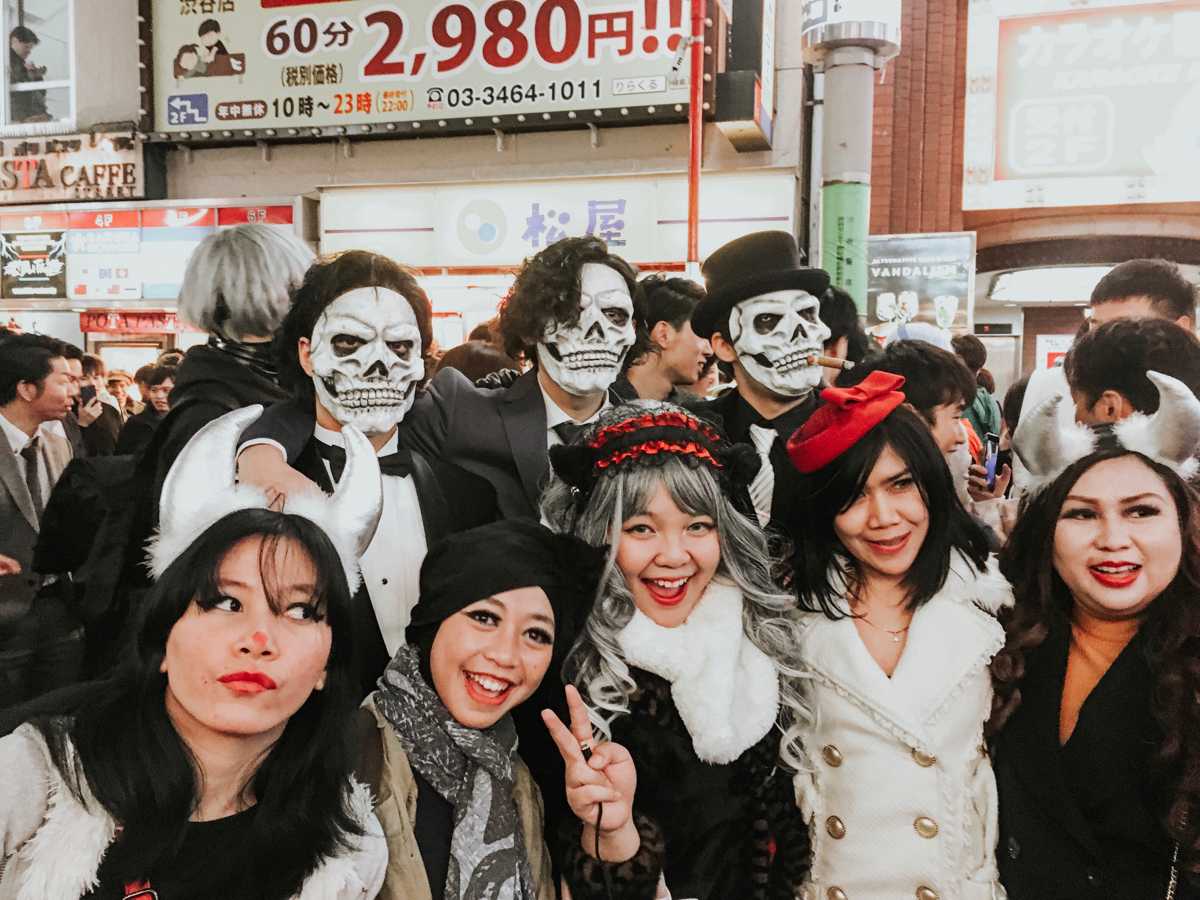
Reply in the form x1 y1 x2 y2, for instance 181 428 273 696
786 371 907 473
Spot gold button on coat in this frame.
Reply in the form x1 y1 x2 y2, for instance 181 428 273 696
822 745 843 767
915 887 938 900
825 816 846 839
914 816 939 839
827 889 847 900
911 748 936 767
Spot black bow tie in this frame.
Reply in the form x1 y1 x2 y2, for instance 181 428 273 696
315 440 412 482
553 421 587 445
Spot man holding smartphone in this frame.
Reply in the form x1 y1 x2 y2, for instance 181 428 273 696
68 349 121 457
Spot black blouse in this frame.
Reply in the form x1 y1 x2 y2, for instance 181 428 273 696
609 668 808 900
994 623 1193 900
85 806 258 900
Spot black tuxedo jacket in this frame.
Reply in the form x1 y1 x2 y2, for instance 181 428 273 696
994 622 1195 899
271 404 499 697
685 387 821 548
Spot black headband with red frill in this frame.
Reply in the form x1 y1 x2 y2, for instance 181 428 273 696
549 406 761 512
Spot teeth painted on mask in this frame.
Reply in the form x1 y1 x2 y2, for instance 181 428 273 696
772 349 822 373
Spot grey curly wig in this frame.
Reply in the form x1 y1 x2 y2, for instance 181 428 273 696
540 402 813 771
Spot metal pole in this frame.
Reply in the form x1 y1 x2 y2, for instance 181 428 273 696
800 2 901 313
821 46 876 313
686 0 704 278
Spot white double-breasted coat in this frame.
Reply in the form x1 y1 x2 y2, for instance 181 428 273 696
795 553 1012 900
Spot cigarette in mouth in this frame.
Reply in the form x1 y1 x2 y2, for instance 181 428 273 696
807 355 855 370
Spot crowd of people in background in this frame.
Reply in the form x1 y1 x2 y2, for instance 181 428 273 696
0 224 1198 900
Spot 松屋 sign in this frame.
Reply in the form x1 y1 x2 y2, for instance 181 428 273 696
319 170 797 266
964 0 1200 208
152 0 695 136
0 134 143 204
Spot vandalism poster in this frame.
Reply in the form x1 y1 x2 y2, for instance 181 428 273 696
152 0 693 134
865 232 976 341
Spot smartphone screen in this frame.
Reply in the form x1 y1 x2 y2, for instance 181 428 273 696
984 432 1000 490
79 384 96 404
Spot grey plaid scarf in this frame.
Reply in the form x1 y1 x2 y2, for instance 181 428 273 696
374 645 533 900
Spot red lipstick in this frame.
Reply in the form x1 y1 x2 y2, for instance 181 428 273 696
643 576 690 606
866 533 910 555
1089 561 1141 588
219 671 277 693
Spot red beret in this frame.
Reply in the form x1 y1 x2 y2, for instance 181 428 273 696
787 371 907 474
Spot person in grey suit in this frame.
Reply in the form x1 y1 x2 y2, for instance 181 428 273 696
238 235 646 520
0 333 78 707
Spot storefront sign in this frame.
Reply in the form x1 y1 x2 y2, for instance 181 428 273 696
67 210 143 300
0 134 142 204
141 208 217 300
964 0 1200 208
0 201 295 301
866 232 976 340
79 310 204 334
1035 332 1074 369
152 0 692 136
1 213 68 300
320 170 796 265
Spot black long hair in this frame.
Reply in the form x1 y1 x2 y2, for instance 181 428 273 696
791 404 990 618
20 508 363 900
988 448 1200 886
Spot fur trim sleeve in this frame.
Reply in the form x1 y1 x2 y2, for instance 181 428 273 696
0 727 52 863
560 811 666 900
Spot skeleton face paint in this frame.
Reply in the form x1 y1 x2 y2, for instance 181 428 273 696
308 287 424 436
728 289 832 398
536 262 635 397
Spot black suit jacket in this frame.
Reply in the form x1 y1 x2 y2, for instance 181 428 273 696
686 387 821 548
264 404 499 697
994 622 1193 900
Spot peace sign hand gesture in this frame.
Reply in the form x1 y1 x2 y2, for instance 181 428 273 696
543 685 641 862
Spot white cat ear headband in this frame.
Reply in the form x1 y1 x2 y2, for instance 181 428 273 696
148 405 383 592
1012 371 1200 497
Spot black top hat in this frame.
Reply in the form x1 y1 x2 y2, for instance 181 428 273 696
692 231 831 340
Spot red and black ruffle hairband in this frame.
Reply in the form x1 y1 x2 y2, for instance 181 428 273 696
548 411 762 503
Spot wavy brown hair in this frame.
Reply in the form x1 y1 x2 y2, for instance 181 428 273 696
497 235 643 366
988 447 1200 881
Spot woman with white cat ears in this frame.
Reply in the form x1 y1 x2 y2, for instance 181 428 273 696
539 402 812 900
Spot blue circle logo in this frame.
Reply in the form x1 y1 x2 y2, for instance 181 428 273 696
457 199 507 255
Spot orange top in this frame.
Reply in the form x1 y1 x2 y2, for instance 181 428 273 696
1059 607 1140 744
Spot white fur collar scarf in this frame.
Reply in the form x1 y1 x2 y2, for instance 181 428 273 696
617 578 780 765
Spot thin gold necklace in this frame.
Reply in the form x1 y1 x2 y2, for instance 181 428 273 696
857 615 911 644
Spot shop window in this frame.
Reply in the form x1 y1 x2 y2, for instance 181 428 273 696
3 0 72 133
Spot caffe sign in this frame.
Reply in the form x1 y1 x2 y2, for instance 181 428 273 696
0 133 143 204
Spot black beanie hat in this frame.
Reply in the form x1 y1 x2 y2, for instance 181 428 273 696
406 519 608 682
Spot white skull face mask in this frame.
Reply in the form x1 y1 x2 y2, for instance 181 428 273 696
728 289 832 397
307 287 425 436
536 262 636 397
